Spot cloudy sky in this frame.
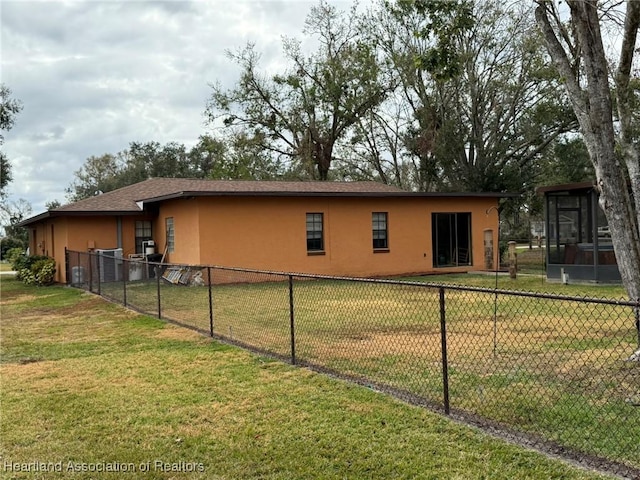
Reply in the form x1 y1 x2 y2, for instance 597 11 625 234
1 0 354 215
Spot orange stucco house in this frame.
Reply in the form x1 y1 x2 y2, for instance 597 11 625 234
20 178 507 283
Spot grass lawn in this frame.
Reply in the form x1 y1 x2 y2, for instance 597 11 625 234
0 277 617 479
0 261 14 272
96 270 639 469
514 245 547 275
404 271 627 298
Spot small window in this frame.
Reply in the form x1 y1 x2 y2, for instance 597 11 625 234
135 220 152 254
165 217 175 253
306 213 324 252
372 212 388 250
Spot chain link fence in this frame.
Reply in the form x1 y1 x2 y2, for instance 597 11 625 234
66 250 640 475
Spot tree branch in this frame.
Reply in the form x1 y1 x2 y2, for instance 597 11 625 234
534 2 589 124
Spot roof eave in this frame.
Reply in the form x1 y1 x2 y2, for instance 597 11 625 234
536 181 596 195
18 210 146 226
17 211 53 226
139 190 518 205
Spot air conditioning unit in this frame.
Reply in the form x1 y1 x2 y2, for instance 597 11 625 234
96 248 123 282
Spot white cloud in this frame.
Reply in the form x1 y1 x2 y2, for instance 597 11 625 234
1 0 346 214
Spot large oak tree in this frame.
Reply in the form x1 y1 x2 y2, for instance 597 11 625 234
206 1 390 180
380 0 575 193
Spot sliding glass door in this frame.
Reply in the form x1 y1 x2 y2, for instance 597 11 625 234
432 213 472 268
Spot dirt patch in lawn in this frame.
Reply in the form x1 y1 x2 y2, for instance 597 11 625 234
153 326 205 342
1 294 41 305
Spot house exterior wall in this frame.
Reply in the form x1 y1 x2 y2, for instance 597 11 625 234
56 215 155 259
157 199 201 264
28 218 68 283
25 195 500 283
188 196 498 277
29 215 155 283
65 217 119 252
121 217 138 257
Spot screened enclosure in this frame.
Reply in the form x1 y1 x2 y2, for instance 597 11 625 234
539 182 620 283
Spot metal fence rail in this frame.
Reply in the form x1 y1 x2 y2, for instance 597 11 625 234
65 250 640 474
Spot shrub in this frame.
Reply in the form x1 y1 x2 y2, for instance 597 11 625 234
10 252 30 275
6 247 25 266
14 255 57 286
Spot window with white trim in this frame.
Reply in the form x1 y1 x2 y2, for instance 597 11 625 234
135 220 152 254
306 213 324 252
372 212 388 250
165 217 175 253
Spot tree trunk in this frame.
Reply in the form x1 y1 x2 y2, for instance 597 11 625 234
535 1 640 305
615 0 640 240
315 140 333 181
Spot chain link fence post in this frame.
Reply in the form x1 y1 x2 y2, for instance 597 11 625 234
636 298 640 347
289 274 296 365
64 248 69 285
123 258 127 307
208 266 214 337
88 253 93 292
96 253 101 296
156 264 161 320
439 287 450 415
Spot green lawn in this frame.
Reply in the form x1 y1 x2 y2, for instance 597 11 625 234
405 270 627 298
1 278 620 479
514 245 547 275
94 270 640 469
0 261 14 272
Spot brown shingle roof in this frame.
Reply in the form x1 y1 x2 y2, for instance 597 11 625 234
53 178 405 213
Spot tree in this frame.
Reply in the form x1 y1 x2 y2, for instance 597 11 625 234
188 133 283 180
0 198 32 246
0 84 23 198
331 0 474 191
207 1 390 180
67 141 205 202
0 236 24 259
66 135 281 201
188 135 227 179
535 0 640 303
223 132 286 180
382 0 575 193
124 141 193 181
66 153 124 202
537 137 594 186
45 200 62 210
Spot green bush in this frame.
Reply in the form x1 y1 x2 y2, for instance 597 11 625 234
10 252 29 274
14 255 57 286
6 247 25 266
